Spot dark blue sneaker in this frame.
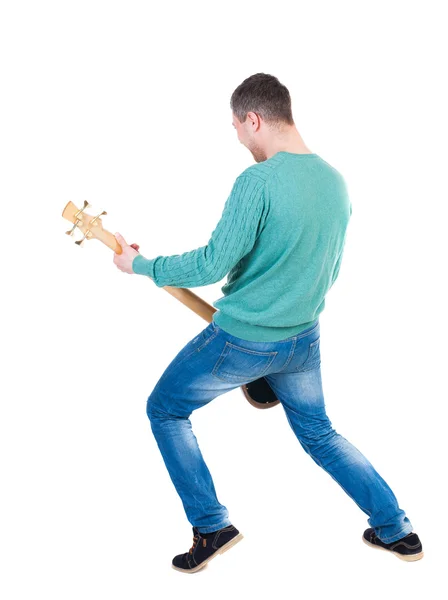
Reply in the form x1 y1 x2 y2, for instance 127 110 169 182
362 528 424 561
172 524 244 573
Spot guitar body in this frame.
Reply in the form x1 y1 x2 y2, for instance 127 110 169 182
242 378 280 409
62 200 280 409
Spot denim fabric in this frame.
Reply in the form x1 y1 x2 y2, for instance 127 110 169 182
146 319 413 543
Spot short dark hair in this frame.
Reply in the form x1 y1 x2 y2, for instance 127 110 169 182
230 73 294 127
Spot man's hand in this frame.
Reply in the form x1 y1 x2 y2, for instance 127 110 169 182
113 232 140 274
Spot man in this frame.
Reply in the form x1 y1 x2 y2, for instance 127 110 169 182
113 73 423 572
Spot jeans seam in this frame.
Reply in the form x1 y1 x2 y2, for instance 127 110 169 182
220 341 278 357
279 336 297 372
195 328 219 353
298 436 372 516
295 338 320 372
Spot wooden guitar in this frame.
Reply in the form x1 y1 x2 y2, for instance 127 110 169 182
62 200 280 409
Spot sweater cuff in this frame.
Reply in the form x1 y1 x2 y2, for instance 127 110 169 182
132 254 156 279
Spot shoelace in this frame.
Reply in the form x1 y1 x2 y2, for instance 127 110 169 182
189 533 200 554
189 532 208 553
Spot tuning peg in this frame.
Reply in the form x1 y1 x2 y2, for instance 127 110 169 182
75 229 92 247
75 200 91 217
89 210 107 226
66 201 92 236
66 218 82 236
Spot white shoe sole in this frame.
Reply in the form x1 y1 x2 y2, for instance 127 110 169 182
362 534 424 561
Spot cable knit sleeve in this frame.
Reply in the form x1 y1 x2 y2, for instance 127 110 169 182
131 174 267 288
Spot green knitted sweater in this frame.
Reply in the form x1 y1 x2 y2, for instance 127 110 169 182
132 151 352 341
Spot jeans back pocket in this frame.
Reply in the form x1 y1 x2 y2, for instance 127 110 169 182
294 337 321 372
212 342 277 383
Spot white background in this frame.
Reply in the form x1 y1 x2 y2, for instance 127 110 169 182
1 1 447 598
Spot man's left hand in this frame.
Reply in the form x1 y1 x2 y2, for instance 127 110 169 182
113 232 140 274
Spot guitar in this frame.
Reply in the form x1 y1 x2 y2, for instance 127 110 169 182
62 200 280 409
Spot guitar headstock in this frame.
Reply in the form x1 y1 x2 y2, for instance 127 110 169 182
62 200 122 254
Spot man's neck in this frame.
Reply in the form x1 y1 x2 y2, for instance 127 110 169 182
265 131 313 159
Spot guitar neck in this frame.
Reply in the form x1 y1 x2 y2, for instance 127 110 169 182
62 200 217 323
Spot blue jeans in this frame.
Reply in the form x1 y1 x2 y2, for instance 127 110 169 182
146 318 413 543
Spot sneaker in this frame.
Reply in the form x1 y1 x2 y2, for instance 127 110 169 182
172 524 244 573
362 527 424 561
